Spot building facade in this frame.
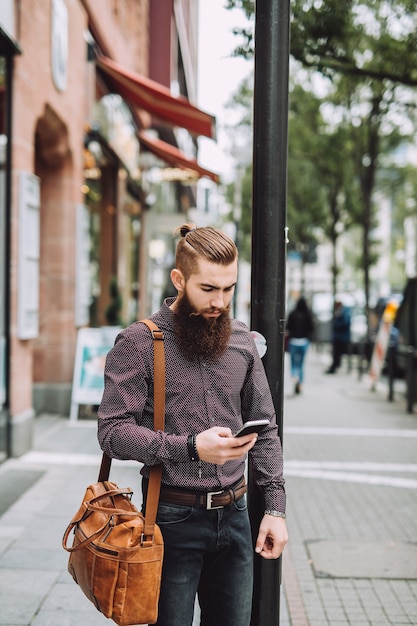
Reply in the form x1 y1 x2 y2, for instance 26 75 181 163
0 0 217 460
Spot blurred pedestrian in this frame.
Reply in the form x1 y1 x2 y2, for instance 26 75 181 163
326 300 351 374
286 297 314 394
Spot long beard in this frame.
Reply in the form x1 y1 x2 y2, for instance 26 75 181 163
173 292 232 362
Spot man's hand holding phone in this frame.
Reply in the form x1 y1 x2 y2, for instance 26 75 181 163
195 420 269 464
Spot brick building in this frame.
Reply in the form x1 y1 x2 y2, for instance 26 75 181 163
0 0 217 460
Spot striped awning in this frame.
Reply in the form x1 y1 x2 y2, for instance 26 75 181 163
96 56 216 140
138 131 219 183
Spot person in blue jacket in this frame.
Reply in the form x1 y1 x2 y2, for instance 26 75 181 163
326 300 351 374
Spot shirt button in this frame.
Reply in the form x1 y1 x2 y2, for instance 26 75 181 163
207 390 212 395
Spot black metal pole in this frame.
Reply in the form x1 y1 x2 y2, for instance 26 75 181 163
249 1 290 625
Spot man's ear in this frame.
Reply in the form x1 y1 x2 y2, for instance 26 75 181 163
171 268 185 292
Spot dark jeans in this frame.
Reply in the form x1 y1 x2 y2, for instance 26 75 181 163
152 496 253 626
331 340 349 370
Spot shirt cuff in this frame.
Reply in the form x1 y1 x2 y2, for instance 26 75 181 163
263 488 286 513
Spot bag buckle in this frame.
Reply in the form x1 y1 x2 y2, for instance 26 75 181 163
140 533 154 546
206 490 223 510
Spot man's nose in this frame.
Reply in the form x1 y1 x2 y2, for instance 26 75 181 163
211 293 225 309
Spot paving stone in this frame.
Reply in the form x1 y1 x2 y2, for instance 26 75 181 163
307 540 417 579
1 351 417 625
0 469 44 516
0 569 58 625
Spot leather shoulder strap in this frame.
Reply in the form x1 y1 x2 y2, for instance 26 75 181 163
140 319 165 432
98 319 165 514
140 319 165 537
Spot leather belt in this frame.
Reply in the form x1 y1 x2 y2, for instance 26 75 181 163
159 477 247 510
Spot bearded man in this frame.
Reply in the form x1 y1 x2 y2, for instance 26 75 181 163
98 223 287 626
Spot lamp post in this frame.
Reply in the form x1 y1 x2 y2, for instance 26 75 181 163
249 1 290 624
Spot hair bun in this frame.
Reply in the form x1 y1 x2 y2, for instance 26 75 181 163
180 226 191 238
177 223 197 238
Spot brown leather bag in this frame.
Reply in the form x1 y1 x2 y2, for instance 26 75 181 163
62 319 165 626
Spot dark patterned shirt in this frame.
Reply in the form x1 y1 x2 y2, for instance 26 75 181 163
98 299 286 511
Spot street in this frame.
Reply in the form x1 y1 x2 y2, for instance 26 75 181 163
282 348 417 626
0 346 416 625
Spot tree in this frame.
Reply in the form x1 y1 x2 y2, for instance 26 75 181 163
286 84 328 290
226 163 253 261
226 0 417 312
290 0 417 89
228 0 417 91
224 74 254 263
330 73 412 310
226 76 361 297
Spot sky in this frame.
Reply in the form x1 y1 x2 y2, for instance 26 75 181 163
196 0 253 182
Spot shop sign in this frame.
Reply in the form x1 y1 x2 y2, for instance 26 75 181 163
51 0 68 92
70 326 121 420
161 167 199 182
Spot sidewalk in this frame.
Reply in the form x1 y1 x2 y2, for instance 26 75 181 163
282 348 417 626
0 347 416 625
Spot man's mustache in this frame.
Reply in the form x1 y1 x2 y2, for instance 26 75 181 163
189 305 230 318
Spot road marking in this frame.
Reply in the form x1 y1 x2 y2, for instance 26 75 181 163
285 426 417 438
285 461 417 472
285 460 417 488
9 451 140 468
285 467 417 489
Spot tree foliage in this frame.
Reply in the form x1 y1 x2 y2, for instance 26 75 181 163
225 0 417 310
227 0 417 90
291 0 417 89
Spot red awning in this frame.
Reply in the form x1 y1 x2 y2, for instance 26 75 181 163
138 131 219 183
96 56 216 140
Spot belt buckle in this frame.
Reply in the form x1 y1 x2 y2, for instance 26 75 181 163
206 490 224 510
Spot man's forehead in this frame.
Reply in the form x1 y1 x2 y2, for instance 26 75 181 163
191 258 237 286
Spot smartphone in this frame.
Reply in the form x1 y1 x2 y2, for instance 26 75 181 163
234 419 269 437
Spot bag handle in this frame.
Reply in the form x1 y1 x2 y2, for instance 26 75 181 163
63 488 140 553
63 516 111 551
98 318 165 540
